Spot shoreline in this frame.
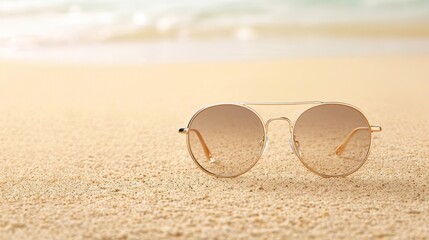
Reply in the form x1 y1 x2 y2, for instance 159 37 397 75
2 37 429 64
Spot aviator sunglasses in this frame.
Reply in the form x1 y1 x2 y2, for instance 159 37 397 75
179 102 382 178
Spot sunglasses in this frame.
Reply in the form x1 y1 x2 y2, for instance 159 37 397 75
179 102 382 178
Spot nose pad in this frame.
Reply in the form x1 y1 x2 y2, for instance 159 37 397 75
289 137 302 158
260 136 269 155
288 138 295 155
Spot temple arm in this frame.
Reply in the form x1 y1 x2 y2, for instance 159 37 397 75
178 128 213 162
335 126 382 155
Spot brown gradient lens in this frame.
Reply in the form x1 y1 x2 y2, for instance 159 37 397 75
293 104 371 177
187 104 265 177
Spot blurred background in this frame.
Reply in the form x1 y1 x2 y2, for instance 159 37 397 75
1 0 429 63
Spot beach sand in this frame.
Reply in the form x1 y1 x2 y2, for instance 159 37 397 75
0 56 428 239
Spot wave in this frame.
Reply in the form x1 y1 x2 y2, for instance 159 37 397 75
1 0 429 48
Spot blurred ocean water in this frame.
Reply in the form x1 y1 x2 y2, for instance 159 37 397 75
1 0 429 62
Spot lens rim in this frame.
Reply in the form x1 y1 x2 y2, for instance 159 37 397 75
186 103 267 178
292 102 373 178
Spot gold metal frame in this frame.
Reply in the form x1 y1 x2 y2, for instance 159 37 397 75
179 101 382 178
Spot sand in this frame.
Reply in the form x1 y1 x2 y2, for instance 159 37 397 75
0 56 428 239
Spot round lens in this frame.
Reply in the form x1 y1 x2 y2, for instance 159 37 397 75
293 104 371 177
187 104 265 177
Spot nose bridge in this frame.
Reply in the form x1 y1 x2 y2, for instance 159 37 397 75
265 117 293 135
264 117 301 158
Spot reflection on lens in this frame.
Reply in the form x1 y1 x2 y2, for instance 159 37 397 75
293 104 371 177
187 104 265 177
